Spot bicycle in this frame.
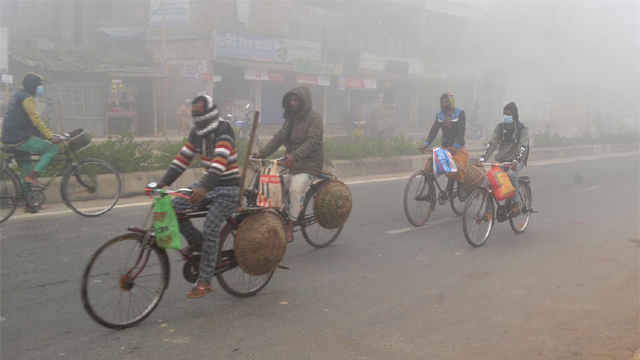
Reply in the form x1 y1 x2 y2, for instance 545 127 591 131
246 156 346 248
81 186 286 329
0 130 122 223
403 149 465 227
462 162 534 248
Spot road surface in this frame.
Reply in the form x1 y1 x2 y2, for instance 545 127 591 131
1 153 638 360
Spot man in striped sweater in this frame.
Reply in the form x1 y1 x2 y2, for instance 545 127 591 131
156 95 240 299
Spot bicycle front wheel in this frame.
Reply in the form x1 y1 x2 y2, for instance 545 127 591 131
462 189 494 248
403 171 436 227
510 182 532 234
62 159 121 217
81 233 170 329
0 168 21 223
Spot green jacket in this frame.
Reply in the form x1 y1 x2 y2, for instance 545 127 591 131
260 86 324 175
482 121 530 164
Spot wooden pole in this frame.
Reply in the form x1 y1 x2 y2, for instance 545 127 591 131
57 100 64 134
5 83 8 114
161 0 168 134
239 110 260 207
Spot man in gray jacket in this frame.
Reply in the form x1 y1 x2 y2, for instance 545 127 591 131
478 102 529 215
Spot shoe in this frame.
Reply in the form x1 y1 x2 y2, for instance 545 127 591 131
457 185 467 202
511 203 522 216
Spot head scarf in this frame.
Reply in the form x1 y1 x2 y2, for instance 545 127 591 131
22 73 44 97
191 95 219 134
440 92 455 113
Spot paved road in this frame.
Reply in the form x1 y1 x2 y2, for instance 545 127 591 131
1 153 638 360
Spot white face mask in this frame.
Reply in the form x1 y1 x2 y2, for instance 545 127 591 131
503 115 514 124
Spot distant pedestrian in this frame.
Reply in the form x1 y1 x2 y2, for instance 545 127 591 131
176 99 193 136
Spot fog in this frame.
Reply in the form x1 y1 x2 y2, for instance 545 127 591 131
0 0 638 137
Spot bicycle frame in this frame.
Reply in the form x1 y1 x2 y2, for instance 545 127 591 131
2 148 81 189
418 170 458 205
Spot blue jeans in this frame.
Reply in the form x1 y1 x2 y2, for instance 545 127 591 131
484 163 525 204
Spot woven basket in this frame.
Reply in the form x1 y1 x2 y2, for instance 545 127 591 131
68 129 92 153
462 163 486 195
313 179 353 230
234 210 287 276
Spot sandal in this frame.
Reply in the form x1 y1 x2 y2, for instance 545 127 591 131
180 242 202 260
25 179 46 189
187 281 213 299
286 231 294 243
24 205 46 213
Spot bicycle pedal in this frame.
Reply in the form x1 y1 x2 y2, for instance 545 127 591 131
277 265 290 270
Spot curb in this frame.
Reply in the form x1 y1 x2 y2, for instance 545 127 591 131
39 143 638 205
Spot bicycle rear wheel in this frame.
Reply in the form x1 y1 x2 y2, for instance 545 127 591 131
510 182 532 234
81 233 170 329
403 171 436 227
300 184 343 248
463 189 494 248
0 168 21 223
216 225 275 298
63 159 121 217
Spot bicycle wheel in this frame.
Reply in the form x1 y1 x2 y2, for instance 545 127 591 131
300 184 343 248
462 189 495 248
403 171 436 227
0 168 21 223
449 180 464 216
81 233 170 329
510 182 532 234
62 159 121 217
216 224 275 298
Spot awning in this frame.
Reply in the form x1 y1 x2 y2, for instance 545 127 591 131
96 27 145 40
107 72 166 79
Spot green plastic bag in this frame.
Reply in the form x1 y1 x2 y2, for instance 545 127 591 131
153 193 182 250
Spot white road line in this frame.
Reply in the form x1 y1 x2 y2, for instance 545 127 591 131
386 217 458 234
5 151 637 222
574 185 605 193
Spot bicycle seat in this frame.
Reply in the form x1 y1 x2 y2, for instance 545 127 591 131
317 172 334 180
517 176 530 184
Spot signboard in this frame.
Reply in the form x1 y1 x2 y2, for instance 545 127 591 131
295 74 330 87
2 74 13 84
182 66 200 79
0 28 8 74
385 61 410 78
211 75 222 83
215 31 275 62
293 59 342 76
345 78 377 90
338 76 346 91
150 0 190 27
274 38 322 64
244 69 285 82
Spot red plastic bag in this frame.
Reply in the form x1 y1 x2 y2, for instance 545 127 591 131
488 167 516 201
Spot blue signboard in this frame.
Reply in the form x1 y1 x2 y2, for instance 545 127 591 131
214 31 275 63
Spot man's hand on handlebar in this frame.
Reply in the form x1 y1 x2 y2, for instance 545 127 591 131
51 137 62 145
418 144 427 152
284 154 296 168
447 147 458 156
253 152 264 159
190 186 207 205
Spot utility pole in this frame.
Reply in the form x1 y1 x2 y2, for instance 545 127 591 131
161 0 168 133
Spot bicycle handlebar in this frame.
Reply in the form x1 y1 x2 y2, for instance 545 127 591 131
248 155 287 165
475 162 512 168
145 182 193 198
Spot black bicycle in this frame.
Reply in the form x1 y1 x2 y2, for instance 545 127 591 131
0 130 121 223
403 149 465 227
246 156 346 248
462 162 534 247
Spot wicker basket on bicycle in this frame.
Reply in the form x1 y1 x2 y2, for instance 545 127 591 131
462 162 486 195
67 129 92 153
313 178 353 230
234 210 287 276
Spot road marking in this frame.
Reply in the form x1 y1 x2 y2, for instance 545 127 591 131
386 217 457 234
574 185 605 193
5 151 637 222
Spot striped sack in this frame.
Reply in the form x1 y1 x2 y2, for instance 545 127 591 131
256 161 283 208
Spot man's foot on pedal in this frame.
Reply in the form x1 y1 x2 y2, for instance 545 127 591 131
511 203 522 216
187 281 213 299
24 205 46 213
25 177 46 189
180 242 202 260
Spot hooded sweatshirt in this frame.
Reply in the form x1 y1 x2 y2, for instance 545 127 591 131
1 73 53 145
260 86 324 175
481 102 530 164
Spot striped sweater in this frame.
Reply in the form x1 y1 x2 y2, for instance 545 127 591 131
161 120 240 190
